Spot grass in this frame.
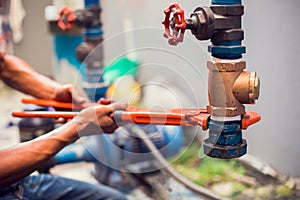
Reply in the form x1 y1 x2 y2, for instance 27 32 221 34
171 143 246 186
169 143 251 197
275 185 293 198
169 143 299 199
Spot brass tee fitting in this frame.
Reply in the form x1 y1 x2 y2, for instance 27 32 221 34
207 59 260 117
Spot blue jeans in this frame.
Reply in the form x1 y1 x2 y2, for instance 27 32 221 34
0 174 127 200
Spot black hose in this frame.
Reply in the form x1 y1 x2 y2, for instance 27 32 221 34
129 125 225 200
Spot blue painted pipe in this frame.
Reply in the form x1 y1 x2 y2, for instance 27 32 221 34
209 0 245 59
84 0 103 40
54 125 184 180
212 0 241 5
54 139 97 164
82 0 107 101
85 0 100 8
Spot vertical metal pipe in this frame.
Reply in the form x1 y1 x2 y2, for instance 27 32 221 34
81 0 107 102
204 0 248 158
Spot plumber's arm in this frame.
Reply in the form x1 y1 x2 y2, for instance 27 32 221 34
0 53 90 106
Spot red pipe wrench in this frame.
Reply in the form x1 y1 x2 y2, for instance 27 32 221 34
12 98 260 130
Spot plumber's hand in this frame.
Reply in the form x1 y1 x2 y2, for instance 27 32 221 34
54 84 91 109
73 102 127 136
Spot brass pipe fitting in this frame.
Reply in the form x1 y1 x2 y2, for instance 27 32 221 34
207 59 260 117
233 71 260 104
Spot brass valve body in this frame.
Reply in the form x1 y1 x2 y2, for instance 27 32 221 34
207 60 260 117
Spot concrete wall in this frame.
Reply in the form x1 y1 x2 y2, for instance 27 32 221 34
13 0 52 76
15 0 300 176
243 0 300 177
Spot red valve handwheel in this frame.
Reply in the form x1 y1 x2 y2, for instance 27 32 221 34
58 7 76 30
162 3 186 46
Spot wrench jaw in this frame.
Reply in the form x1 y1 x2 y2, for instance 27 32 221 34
186 112 210 130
